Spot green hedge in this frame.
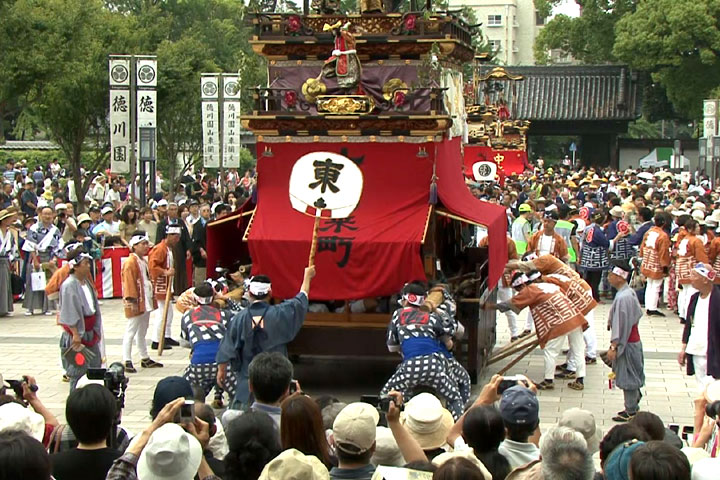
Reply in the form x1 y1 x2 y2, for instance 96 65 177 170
0 150 98 172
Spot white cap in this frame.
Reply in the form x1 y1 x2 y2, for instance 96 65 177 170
157 199 168 207
101 206 113 215
332 403 379 454
55 203 67 211
137 423 202 480
0 403 45 441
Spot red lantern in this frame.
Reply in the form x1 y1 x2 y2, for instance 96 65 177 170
404 15 417 31
393 90 406 107
285 90 298 107
287 15 301 33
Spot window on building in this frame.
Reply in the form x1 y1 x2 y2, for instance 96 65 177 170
488 14 502 26
536 11 546 25
489 39 501 52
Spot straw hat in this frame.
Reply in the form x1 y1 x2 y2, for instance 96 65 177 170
0 209 15 222
400 393 454 450
258 448 329 480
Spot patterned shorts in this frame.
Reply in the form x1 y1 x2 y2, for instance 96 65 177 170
183 363 237 398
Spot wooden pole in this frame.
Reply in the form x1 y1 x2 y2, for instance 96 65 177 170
308 217 320 267
157 275 174 356
497 340 540 376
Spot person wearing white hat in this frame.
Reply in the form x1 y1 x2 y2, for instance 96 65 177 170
20 176 38 217
121 233 163 373
676 220 710 324
90 174 106 206
91 206 120 242
0 208 18 316
22 205 61 316
149 224 182 350
399 392 454 455
258 449 329 480
105 397 219 480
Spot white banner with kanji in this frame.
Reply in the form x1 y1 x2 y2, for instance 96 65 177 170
110 90 131 173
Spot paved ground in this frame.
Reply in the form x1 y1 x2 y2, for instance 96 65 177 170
0 298 695 437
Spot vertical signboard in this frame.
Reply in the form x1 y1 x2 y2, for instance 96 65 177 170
201 76 220 168
223 76 241 169
109 57 131 173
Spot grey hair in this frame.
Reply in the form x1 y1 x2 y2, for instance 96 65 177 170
540 426 595 480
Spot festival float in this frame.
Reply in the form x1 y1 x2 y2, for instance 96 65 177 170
463 62 530 185
206 2 508 379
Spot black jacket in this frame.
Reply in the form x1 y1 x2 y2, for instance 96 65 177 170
683 286 720 378
191 220 207 267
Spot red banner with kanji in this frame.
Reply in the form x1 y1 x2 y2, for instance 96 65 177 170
463 145 528 180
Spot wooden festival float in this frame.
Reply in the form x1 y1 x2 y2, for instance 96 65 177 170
463 62 530 185
206 2 509 380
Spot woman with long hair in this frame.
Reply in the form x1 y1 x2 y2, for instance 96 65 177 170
280 394 333 468
224 411 281 480
118 205 139 246
461 406 511 480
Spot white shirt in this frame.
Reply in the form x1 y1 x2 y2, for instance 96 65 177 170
135 254 154 312
538 234 554 256
105 188 121 204
686 294 711 356
81 284 96 315
67 179 77 202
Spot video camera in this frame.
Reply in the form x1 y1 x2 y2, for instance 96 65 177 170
360 394 401 414
706 400 720 419
88 362 128 410
5 376 39 405
87 362 128 450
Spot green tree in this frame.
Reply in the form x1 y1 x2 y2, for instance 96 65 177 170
614 0 720 119
534 0 635 64
0 0 136 209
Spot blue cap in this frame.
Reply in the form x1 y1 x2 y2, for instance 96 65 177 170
499 386 539 425
150 376 193 418
604 440 645 480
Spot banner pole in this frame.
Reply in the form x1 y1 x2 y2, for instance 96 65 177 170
157 275 174 356
308 217 320 267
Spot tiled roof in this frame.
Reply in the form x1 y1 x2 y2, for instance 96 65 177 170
0 140 60 150
479 65 642 122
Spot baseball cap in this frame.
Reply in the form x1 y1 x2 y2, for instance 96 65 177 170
518 203 532 213
499 386 539 425
150 376 193 418
101 206 113 215
604 440 644 480
557 408 602 454
55 203 67 211
259 448 330 480
332 403 379 454
24 178 34 185
157 199 168 207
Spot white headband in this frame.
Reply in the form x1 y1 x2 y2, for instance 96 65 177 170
129 234 150 248
694 263 717 282
512 274 530 288
248 280 271 296
69 253 93 267
611 267 629 280
194 294 214 305
402 293 426 307
524 253 538 261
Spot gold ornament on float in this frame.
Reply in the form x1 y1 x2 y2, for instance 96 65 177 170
301 78 327 103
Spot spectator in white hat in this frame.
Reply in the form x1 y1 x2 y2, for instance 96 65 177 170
92 206 120 243
258 448 329 480
105 397 217 480
400 392 454 459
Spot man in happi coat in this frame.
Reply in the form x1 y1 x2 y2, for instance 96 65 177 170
380 282 470 420
148 224 182 350
22 205 62 315
485 271 588 391
676 219 709 323
180 283 236 408
526 210 569 261
605 260 645 422
640 214 671 316
542 267 599 379
216 266 315 409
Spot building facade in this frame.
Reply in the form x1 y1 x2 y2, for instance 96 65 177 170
451 0 545 65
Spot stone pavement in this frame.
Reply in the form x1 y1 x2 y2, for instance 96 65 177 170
0 297 697 438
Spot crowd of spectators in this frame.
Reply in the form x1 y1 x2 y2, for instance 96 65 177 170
1 364 719 480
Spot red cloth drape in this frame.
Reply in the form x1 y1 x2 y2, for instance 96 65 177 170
248 142 430 300
437 138 508 289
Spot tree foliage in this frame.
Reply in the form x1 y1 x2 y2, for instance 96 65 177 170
534 0 635 65
614 0 720 119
